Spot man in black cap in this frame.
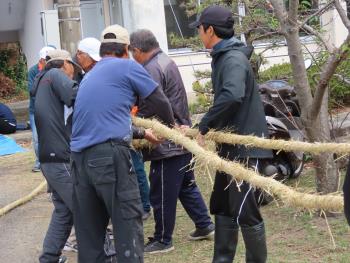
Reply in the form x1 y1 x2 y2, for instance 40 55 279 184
190 5 273 263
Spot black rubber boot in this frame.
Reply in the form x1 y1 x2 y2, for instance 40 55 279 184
241 222 267 263
212 215 239 263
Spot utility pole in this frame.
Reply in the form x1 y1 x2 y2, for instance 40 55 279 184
55 0 82 54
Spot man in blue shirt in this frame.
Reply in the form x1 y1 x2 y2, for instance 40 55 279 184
70 24 174 263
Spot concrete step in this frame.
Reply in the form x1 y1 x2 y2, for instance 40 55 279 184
7 100 29 122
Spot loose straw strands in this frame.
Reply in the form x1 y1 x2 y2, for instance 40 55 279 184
133 117 343 212
0 180 47 217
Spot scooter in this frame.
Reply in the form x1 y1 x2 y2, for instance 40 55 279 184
258 80 305 181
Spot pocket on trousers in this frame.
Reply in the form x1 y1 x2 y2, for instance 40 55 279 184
117 189 143 219
87 157 116 184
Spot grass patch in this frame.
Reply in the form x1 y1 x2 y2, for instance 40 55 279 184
143 164 350 263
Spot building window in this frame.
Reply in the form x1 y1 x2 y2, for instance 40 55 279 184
164 0 197 49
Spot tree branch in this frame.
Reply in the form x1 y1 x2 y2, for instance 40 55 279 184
250 31 283 42
310 35 350 120
270 0 288 31
289 0 299 21
299 0 335 28
334 0 350 31
300 23 335 52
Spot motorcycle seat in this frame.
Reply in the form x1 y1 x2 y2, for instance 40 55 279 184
259 84 295 97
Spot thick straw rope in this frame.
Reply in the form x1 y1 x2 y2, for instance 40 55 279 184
133 127 350 154
184 129 350 154
133 117 343 212
0 180 47 217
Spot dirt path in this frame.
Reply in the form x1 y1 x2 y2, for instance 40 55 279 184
0 194 51 262
0 151 77 262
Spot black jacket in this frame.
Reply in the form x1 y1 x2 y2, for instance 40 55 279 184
137 49 191 161
31 68 78 163
199 38 272 159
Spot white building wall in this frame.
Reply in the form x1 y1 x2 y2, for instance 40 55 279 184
321 2 348 48
121 0 168 52
19 0 45 68
0 31 19 42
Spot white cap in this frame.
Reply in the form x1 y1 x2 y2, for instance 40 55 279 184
39 46 56 60
78 37 101 62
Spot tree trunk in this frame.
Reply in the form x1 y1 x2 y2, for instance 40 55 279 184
305 89 339 193
285 30 339 194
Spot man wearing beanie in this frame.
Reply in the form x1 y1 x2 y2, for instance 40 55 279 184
190 5 273 263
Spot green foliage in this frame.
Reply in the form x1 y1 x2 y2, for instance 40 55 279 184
189 80 214 114
259 63 293 83
168 33 203 49
0 49 27 97
300 0 312 10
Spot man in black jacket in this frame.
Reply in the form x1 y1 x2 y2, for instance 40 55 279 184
130 29 214 254
31 49 79 263
190 6 273 263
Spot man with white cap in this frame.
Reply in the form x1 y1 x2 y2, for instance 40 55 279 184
31 49 80 263
76 37 101 73
27 45 56 172
70 24 175 263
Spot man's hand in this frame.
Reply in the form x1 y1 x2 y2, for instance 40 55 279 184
196 133 206 147
175 124 190 135
144 128 164 144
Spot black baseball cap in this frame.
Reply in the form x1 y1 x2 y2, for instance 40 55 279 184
189 5 234 29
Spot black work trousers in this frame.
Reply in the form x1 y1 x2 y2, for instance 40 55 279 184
71 140 144 263
149 153 212 244
210 158 263 227
39 162 74 263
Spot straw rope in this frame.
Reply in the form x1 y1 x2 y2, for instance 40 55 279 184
186 129 350 154
133 117 344 212
0 180 47 217
134 126 350 154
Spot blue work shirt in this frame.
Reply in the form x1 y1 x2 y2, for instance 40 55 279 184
71 57 157 152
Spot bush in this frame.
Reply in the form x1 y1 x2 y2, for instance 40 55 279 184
259 63 293 83
0 72 16 98
0 49 28 98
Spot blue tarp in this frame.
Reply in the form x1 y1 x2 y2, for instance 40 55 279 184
0 134 26 156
